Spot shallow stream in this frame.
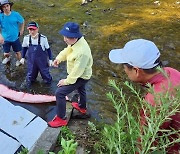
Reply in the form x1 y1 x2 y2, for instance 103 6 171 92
0 0 179 123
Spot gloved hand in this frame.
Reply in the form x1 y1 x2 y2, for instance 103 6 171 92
49 60 53 66
20 58 25 65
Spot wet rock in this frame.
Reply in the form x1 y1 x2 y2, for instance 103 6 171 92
154 1 160 5
109 71 118 78
76 147 85 154
166 42 176 50
85 10 91 15
72 109 91 119
103 8 115 12
82 21 88 28
162 60 169 66
151 12 156 15
48 4 55 7
81 0 93 5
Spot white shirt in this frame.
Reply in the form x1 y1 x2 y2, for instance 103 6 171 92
22 34 50 51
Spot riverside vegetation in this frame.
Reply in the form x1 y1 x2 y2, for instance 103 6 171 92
18 78 180 153
96 80 180 153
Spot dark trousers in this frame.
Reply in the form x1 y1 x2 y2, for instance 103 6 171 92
55 78 89 118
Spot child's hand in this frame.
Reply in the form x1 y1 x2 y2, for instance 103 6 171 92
52 59 60 67
57 79 65 87
49 60 53 66
20 58 25 65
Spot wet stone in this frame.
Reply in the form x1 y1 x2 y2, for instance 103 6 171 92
71 109 91 119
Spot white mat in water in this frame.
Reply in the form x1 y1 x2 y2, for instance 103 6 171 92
0 96 47 153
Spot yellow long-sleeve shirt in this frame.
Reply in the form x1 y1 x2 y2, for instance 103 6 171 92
56 37 93 85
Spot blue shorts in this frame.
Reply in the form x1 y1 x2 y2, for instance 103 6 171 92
3 38 22 53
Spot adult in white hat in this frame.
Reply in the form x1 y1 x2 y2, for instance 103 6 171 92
0 0 25 66
109 39 180 153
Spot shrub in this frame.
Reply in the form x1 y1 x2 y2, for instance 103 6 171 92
99 80 180 154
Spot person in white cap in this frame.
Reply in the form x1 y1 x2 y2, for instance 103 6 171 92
0 0 25 66
109 39 180 153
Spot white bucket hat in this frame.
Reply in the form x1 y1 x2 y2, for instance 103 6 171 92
0 0 13 7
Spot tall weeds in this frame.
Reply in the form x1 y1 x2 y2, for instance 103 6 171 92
100 80 180 154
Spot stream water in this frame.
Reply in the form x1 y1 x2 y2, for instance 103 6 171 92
0 0 179 123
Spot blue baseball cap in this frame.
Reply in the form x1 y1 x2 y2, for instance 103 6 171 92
59 22 82 38
109 39 161 69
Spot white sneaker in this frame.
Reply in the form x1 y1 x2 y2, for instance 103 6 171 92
15 60 21 67
2 57 10 64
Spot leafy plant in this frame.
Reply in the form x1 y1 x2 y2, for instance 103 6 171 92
100 79 180 154
61 126 75 140
49 137 77 154
49 126 77 154
103 80 139 154
60 137 78 154
56 126 75 146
